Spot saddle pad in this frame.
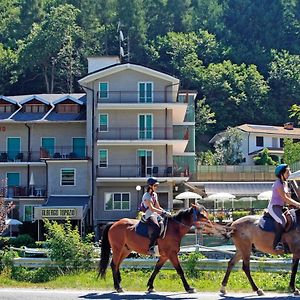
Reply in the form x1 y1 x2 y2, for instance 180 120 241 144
258 209 297 233
258 214 275 232
135 221 149 238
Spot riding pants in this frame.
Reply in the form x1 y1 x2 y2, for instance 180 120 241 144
268 204 286 226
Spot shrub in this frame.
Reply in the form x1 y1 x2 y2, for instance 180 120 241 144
11 266 58 283
44 219 94 274
9 234 36 248
232 210 250 221
181 252 205 278
0 250 18 273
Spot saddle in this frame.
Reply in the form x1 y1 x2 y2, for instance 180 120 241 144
258 208 297 233
134 216 169 239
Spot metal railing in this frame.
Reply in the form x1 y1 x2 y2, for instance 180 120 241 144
97 91 178 103
96 164 177 178
96 127 185 140
6 185 46 198
40 146 88 160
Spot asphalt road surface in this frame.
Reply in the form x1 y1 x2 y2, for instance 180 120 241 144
0 288 297 300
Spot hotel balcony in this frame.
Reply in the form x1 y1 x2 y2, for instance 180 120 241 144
6 185 46 198
97 91 179 103
96 164 189 178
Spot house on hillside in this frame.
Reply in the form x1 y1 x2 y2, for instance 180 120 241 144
210 123 300 165
79 56 197 236
0 56 197 239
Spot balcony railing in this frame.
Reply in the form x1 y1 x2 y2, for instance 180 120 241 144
96 164 183 178
6 185 46 198
97 127 189 140
0 147 89 162
40 146 88 160
97 91 179 103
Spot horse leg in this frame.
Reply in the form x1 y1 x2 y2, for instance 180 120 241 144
220 251 242 294
169 253 195 293
242 256 264 296
110 248 131 293
147 256 168 292
289 257 300 295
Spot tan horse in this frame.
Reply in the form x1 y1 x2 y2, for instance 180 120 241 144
220 210 300 296
99 204 211 293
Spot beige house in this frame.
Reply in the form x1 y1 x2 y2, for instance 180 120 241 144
79 56 196 233
0 56 196 239
210 123 300 165
0 94 91 238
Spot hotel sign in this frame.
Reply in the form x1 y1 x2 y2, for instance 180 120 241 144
41 208 77 218
34 206 84 220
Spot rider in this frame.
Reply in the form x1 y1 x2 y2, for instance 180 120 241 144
140 177 171 255
268 164 300 251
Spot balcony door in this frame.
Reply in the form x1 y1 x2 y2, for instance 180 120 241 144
137 150 152 177
7 137 20 161
7 172 20 198
41 137 55 157
139 82 153 103
138 114 153 139
72 137 86 158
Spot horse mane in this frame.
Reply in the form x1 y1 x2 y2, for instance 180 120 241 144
173 207 192 222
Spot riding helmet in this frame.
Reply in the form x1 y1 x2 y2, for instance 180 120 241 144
147 177 159 186
275 164 288 178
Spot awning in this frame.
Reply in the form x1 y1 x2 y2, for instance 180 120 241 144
202 182 273 196
34 195 90 220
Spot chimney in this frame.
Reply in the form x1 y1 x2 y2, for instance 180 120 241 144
284 122 294 130
87 56 121 73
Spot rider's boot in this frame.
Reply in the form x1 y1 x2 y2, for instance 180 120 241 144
148 225 160 256
273 222 284 251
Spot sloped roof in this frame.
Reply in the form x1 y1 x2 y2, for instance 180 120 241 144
237 124 300 136
79 63 179 85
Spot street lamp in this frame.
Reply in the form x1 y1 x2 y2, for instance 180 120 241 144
136 185 142 208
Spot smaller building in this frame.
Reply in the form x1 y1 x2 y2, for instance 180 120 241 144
210 123 300 165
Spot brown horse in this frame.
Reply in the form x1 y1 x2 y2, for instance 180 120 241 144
99 204 210 293
220 209 300 296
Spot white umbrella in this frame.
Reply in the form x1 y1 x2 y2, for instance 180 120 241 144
175 191 202 208
206 192 236 209
238 196 257 209
29 172 35 196
257 190 272 200
5 219 23 237
288 170 300 181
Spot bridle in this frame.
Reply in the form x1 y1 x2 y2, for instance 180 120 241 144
172 207 209 229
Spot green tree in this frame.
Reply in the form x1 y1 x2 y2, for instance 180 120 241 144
19 4 83 93
213 127 244 165
289 104 300 125
195 98 216 134
268 50 300 124
283 138 300 165
253 148 276 165
201 60 270 133
44 219 94 273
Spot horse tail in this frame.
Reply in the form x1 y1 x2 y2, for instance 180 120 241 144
98 222 114 279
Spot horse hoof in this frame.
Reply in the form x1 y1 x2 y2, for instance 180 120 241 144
187 288 196 293
220 285 227 294
256 289 264 296
294 289 300 296
116 288 124 293
148 288 156 293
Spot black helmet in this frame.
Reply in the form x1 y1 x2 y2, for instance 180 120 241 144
147 177 159 186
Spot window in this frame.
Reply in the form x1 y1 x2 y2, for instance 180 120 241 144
272 137 278 148
256 136 264 147
25 105 46 113
57 104 79 113
99 82 109 99
139 82 153 103
24 205 34 222
280 138 284 148
0 105 12 113
138 114 153 139
7 172 20 186
99 114 108 132
60 168 75 186
293 138 300 143
105 192 130 210
41 137 55 157
99 149 108 167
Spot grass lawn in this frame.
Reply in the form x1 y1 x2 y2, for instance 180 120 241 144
0 269 294 293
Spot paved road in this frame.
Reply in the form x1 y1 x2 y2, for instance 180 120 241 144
0 288 297 300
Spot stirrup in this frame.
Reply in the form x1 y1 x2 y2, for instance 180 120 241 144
274 243 284 251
